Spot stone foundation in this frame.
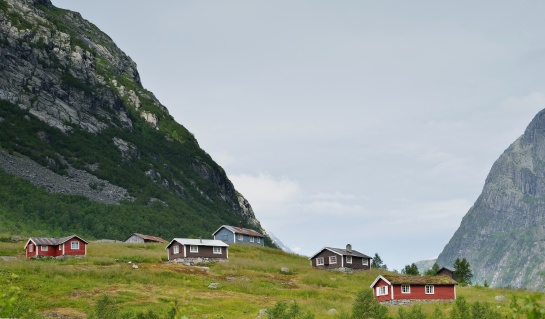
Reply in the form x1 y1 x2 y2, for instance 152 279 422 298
169 257 227 266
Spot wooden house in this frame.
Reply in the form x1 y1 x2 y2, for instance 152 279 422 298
437 267 454 279
124 233 167 244
166 238 229 262
370 274 458 303
24 235 88 258
212 225 265 247
309 244 372 271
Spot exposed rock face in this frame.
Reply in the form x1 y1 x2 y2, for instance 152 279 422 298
0 0 266 238
437 109 545 290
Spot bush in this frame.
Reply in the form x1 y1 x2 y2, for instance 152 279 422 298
351 289 389 319
267 300 314 319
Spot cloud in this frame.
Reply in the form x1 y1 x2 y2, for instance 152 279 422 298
229 172 300 211
309 192 358 201
502 92 545 111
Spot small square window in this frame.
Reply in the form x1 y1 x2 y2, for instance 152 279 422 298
362 258 369 266
346 256 352 264
41 245 48 251
173 245 179 254
425 285 434 294
71 241 79 250
190 245 198 253
250 236 255 242
257 237 261 243
28 244 34 252
316 257 324 266
329 256 337 264
213 247 222 254
377 286 388 296
401 285 410 294
238 234 243 241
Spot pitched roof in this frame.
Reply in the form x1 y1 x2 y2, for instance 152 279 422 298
309 247 372 260
370 274 457 288
212 225 264 237
166 238 229 248
127 233 167 243
24 235 89 248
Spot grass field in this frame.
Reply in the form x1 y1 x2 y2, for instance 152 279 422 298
0 240 542 318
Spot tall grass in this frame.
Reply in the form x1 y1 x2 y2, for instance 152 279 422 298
0 241 543 318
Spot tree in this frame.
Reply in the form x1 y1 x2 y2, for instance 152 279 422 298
351 289 390 319
424 263 441 276
453 258 473 285
371 253 388 270
401 263 420 276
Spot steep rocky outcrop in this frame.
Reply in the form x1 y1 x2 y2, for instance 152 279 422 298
437 109 545 290
0 0 265 238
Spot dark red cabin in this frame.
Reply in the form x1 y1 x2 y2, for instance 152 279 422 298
24 235 88 258
370 274 457 303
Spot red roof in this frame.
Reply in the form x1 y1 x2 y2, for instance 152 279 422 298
212 225 264 237
129 233 167 243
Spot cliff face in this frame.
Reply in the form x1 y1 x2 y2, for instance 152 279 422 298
0 0 264 239
437 109 545 290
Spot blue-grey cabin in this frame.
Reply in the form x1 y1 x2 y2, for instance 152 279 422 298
212 225 265 246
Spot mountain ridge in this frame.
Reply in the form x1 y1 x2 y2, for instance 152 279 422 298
437 108 545 290
0 0 270 243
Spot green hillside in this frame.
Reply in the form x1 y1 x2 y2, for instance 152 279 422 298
0 240 542 318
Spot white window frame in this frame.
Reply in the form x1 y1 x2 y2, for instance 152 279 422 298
257 237 261 243
316 257 324 266
238 234 243 241
41 245 48 251
71 241 79 250
346 256 352 264
190 245 199 253
377 286 388 296
362 258 368 266
213 247 222 254
329 256 337 264
401 284 410 294
173 245 179 254
250 236 255 242
425 285 434 294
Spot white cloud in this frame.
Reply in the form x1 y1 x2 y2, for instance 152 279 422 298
502 92 545 111
309 192 358 201
229 172 300 211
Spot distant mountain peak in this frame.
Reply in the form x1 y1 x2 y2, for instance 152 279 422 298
437 108 545 290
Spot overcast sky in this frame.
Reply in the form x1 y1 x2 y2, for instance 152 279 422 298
52 0 545 271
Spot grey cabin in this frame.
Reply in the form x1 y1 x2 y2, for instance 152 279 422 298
212 225 265 246
309 244 372 271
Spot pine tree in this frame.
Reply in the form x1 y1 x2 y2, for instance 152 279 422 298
453 258 473 285
402 263 420 276
351 289 390 319
424 262 441 276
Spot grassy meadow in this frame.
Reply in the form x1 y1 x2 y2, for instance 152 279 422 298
0 239 543 318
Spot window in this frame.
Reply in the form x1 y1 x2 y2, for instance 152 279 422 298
376 286 388 296
213 247 222 254
190 245 198 253
362 258 369 266
401 285 410 294
425 285 434 294
250 236 255 242
71 241 79 250
238 234 243 241
346 256 352 264
329 256 337 264
173 245 179 254
257 237 261 243
41 245 48 251
316 257 324 266
28 244 34 252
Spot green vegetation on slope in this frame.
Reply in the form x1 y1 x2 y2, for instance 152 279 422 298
0 242 543 319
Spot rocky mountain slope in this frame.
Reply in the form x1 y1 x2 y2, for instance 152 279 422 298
437 108 545 290
0 0 268 242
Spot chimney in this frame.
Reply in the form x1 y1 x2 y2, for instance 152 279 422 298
346 244 352 253
199 237 202 243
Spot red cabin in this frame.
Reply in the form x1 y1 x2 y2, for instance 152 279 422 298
370 275 457 303
24 235 89 258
